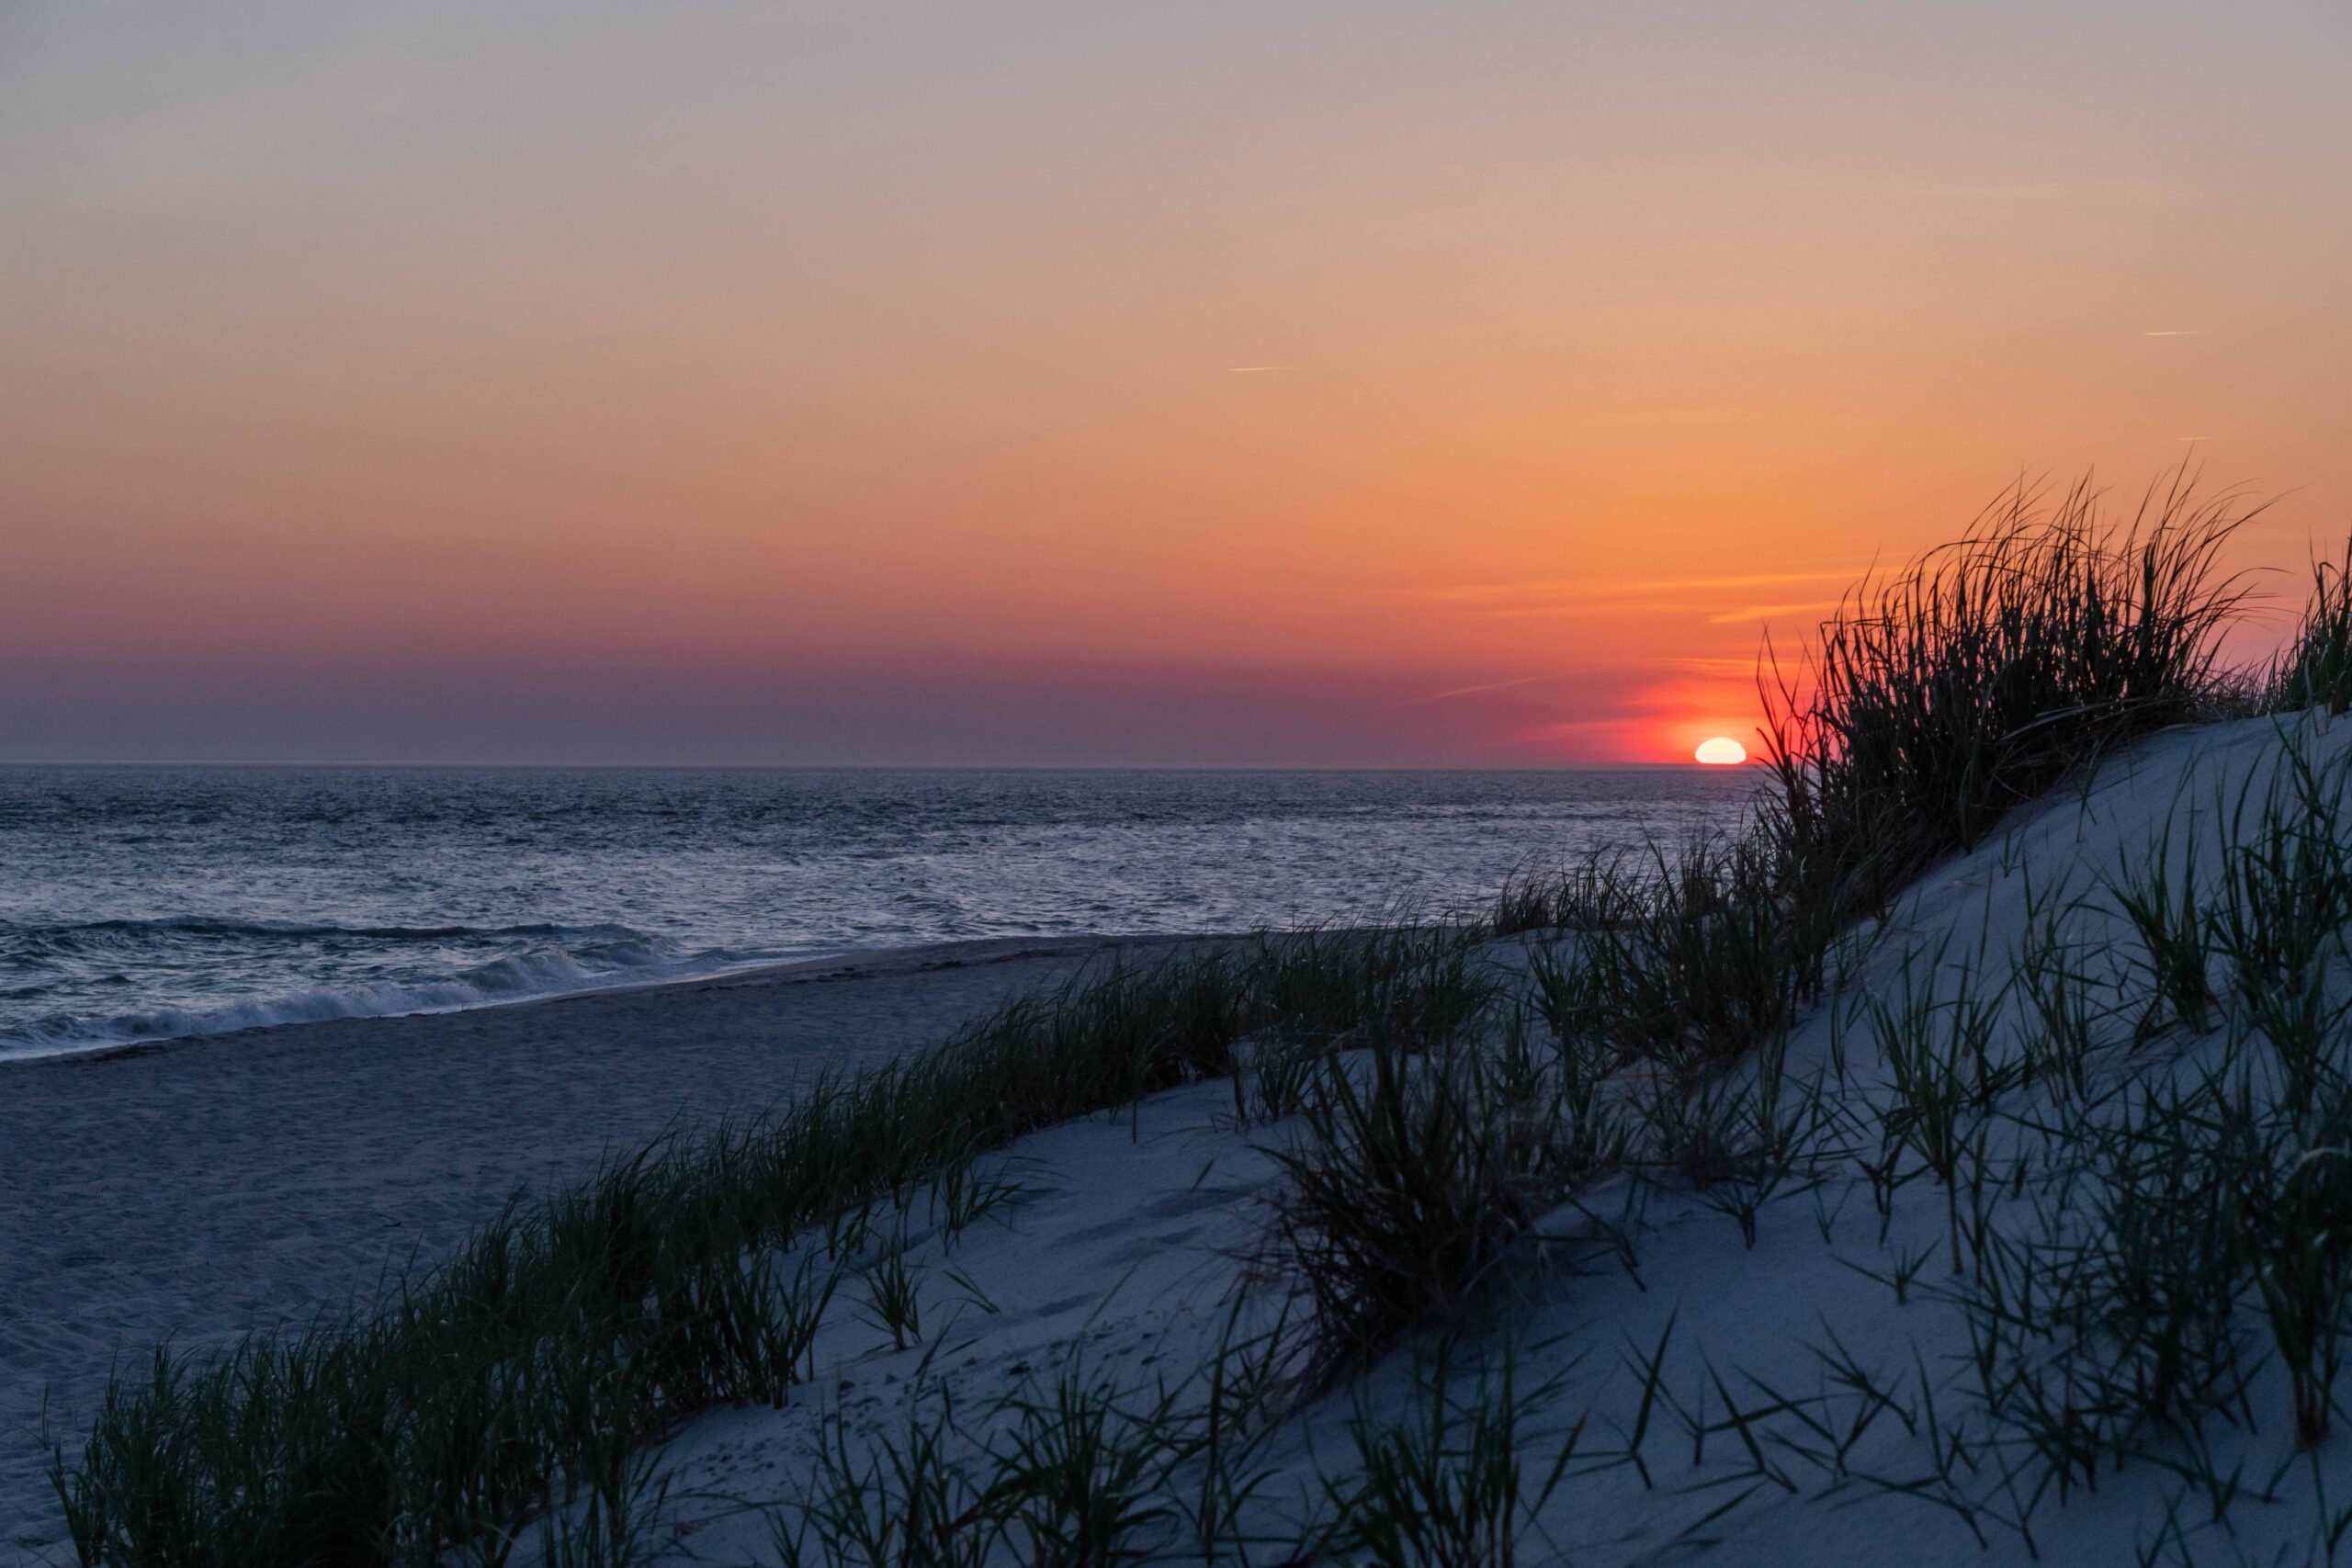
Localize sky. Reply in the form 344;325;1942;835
3;1;2348;765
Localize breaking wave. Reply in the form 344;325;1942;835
0;926;784;1060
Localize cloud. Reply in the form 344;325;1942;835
1402;566;1865;612
1705;599;1844;625
1401;570;1862;606
1405;652;1767;706
1405;670;1594;704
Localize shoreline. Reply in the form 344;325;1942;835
0;928;1238;1554
0;930;1236;1071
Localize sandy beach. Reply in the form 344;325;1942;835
25;729;2352;1562
0;934;1209;1555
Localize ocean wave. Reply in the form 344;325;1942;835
6;916;645;943
0;938;776;1061
0;765;1751;1065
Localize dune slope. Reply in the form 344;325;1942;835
635;714;2352;1566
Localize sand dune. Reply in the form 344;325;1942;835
613;714;2352;1564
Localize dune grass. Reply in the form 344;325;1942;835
1499;469;2266;1086
1756;469;2256;918
1523;838;1805;1076
1808;733;2352;1543
769;1358;1205;1568
2268;539;2352;717
1266;1036;1554;1385
1317;1339;1579;1568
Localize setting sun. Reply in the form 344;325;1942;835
1695;737;1747;765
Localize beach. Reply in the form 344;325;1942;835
22;698;2352;1568
0;934;1202;1555
27;714;2352;1562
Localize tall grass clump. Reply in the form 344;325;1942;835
1267;1037;1569;1382
2211;740;2352;1010
1488;857;1630;937
1249;925;1492;1050
1758;470;2256;917
1317;1341;1579;1568
1518;470;2259;1092
2267;539;2352;716
1527;837;1805;1076
2111;819;2216;1038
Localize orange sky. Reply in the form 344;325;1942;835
4;3;2348;763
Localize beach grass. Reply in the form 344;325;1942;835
1316;1338;1579;1568
1755;468;2256;917
1266;1035;1556;1383
2268;538;2352;718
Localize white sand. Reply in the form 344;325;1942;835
0;934;1210;1559
623;715;2352;1565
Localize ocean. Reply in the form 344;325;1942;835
0;765;1752;1059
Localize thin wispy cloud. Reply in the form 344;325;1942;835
1406;671;1586;705
2143;330;2205;337
1706;599;1844;625
1405;653;1763;705
1402;565;1865;610
1226;365;1290;373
